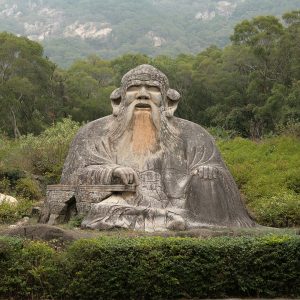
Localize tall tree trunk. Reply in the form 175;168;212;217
10;107;21;139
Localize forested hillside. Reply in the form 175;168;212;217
0;0;300;66
1;11;299;138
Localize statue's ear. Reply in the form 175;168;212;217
165;89;181;118
110;88;122;116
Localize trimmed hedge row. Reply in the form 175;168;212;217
0;235;299;299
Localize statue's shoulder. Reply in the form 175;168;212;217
172;117;215;142
75;115;114;138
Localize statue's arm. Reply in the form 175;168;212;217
182;124;254;226
78;164;120;185
77;138;139;185
81;165;139;185
60;123;117;184
187;135;242;201
186;131;227;181
61;124;138;185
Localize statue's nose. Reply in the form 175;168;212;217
136;87;150;100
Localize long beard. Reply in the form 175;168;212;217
108;101;182;158
131;109;159;155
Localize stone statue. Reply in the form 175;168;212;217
41;64;255;231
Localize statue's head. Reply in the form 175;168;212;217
110;64;180;118
108;65;182;153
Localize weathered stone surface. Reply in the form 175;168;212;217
0;193;18;205
41;64;256;231
2;224;77;241
39;185;76;224
8;217;30;229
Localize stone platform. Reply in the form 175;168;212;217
40;184;136;225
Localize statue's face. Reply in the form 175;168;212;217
124;84;162;110
122;83;162;155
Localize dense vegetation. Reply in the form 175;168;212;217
0;235;299;299
219;135;300;227
1;11;300;138
1;0;300;66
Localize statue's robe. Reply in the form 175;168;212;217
61;115;255;231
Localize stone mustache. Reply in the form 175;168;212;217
41;64;255;231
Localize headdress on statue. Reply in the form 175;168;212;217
110;64;180;117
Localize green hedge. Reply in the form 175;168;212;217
0;235;299;299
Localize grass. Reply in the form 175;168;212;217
218;135;300;226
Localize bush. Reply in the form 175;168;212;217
252;193;300;227
276;119;300;138
0;118;80;185
218;136;300;227
67;214;85;228
0;177;10;194
0;235;299;299
0;168;41;201
17;118;80;183
0;199;34;224
0;118;80;205
0;238;63;299
207;126;238;141
15;177;42;200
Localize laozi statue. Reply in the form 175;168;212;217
41;64;255;231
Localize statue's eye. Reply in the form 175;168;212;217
147;86;160;92
127;86;139;92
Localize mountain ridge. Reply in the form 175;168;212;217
1;0;300;66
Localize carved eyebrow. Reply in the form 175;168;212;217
126;84;160;91
146;84;159;88
126;85;140;90
147;85;160;91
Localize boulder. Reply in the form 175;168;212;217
2;224;80;241
0;193;18;205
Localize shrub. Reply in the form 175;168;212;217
67;214;85;228
276;119;300;138
0;177;10;194
18;118;80;183
252;192;300;227
218;135;300;227
0;238;63;299
0;199;34;224
1;118;80;184
207;126;238;140
0;235;299;299
15;177;42;200
285;168;300;194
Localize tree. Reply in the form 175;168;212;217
0;32;56;137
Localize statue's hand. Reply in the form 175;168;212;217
113;167;139;185
191;165;218;179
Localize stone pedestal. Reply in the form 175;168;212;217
41;184;136;225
